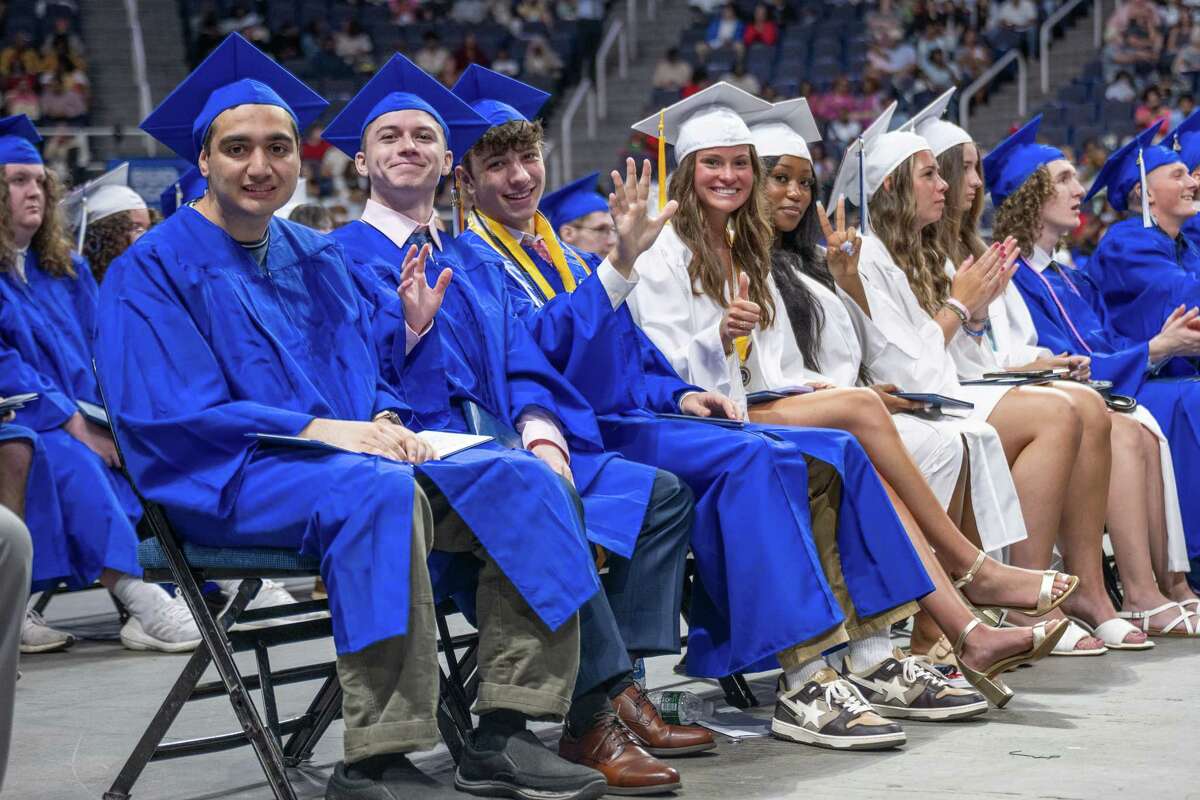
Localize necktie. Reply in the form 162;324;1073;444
407;227;432;251
526;237;554;264
1030;262;1093;355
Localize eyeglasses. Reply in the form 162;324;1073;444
576;224;617;236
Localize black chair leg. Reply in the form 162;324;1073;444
282;672;343;767
718;674;758;709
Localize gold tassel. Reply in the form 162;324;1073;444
657;108;667;212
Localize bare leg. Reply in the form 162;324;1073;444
750;387;1070;609
913;452;973;656
0;439;32;519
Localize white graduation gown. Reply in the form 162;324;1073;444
852;234;1029;551
945;256;1191;572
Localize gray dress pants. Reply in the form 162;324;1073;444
0;504;31;791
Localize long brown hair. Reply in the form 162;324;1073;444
934;142;987;266
82;211;136;283
868;154;948;315
0;168;74;277
992;165;1054;256
668;147;776;326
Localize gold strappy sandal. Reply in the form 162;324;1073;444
953;551;1079;618
953;617;1069;708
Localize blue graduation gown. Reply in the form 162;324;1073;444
0;253;141;590
1012;257;1200;555
332;221;654;558
95;210;597;654
1180;215;1200;274
1086;218;1200;343
456;228;932;676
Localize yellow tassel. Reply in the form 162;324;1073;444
454;175;465;235
657;108;667;212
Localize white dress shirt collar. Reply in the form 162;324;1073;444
361;198;443;251
1027;244;1053;273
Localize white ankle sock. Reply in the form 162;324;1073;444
783;658;828;691
847;631;894;673
112;574;172;620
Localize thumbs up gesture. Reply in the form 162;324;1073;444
719;271;762;356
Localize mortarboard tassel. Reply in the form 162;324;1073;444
856;137;870;236
657;109;667;213
76;195;87;251
452;175;464;236
1138;147;1153;229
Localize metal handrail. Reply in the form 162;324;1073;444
558;78;594;184
595;19;625;119
1040;0;1103;93
123;0;156;156
960;49;1026;133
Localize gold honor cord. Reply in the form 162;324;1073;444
467;210;591;301
657;109;668;213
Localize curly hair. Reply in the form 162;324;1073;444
668;147;776;327
461;119;545;175
934;142;987;266
868;154;949;316
992;165;1054;256
0;167;74;278
81;211;137;283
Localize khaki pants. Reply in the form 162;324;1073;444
777;458;918;670
335;478;581;762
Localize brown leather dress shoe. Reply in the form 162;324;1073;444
612;684;716;757
559;711;681;796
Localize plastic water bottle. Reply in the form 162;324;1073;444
646;690;713;725
631;657;646;689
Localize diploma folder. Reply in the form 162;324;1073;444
77;399;111;429
249;430;493;461
0;393;38;415
654;412;745;428
746;386;815;405
890;392;975;410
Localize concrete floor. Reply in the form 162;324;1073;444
7;587;1199;800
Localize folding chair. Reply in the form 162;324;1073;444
680;558;759;710
94;369;476;800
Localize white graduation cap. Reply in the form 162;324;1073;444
60;162;147;250
897;87;972;157
829;101;929;234
273;177;309;220
744;98;822;162
631;82;772;163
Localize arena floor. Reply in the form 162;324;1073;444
8;586;1195;800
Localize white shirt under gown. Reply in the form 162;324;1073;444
626;224;1027;552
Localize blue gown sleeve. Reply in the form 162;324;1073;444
0;345;77;430
1091;225;1200;343
95;246;319;518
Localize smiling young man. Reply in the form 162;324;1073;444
0;114;202;655
97;36;608;800
1084;118;1200;345
324;55;704;797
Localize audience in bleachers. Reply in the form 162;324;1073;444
0;6;89;125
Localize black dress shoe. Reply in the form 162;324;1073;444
454;730;607;800
325;754;455;799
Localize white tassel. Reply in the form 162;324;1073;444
1138;148;1153;229
76;195;87;251
857;137;870;236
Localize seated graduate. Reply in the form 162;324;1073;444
917;100;1200;642
539;172;618;257
822;103;1150;652
1084;116;1200;345
448;71;971;745
61;162;151;283
745;97;1054;658
625;83;1074;712
990;118;1200;621
0;411;32;793
323;55;699;795
0;115;202;655
158;166;206;218
96;34;609;800
1171;112;1200;268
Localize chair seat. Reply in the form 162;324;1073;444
137;538;320;577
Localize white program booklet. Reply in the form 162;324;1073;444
249;430;493;461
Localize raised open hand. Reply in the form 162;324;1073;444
398;242;452;336
608;157;678;279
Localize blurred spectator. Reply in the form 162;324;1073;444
814;77;856;122
451;0;490;24
310;35;355;78
957;28;993;82
653;48;693;92
1172;92;1196;127
1135;85;1172;130
301;125;331;171
827;107;863;149
333;19;374;71
0;33;42;78
1104;0;1163;76
524;37;564;81
415;31;451;77
39;73;85;122
3;65;39;120
991;0;1037;33
681;65;710;98
271;22;302;61
855;75;887;122
1106;69;1138;101
1174;27;1200;74
917;22;954;73
454;32;491;73
689;0;726;15
721;61;760;95
218;3;269;45
289;204;334;233
1078;137;1110;190
705;4;744;51
921;48;960;92
516;0;555;28
743;4;778;47
40;16;83;64
193;12;224;63
493;48;520;77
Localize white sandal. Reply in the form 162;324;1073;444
1068;615;1155;650
1049;621;1107;657
1118;602;1200;638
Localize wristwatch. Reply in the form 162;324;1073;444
373;410;404;426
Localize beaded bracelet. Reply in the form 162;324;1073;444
962;319;991;338
941;301;968;324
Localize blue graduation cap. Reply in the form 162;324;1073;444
139;32;328;164
322;53;491;161
450;64;550;129
540;172;609;230
0;115;41;165
1084;120;1179;226
159;167;207;217
981;115;1064;209
1164;108;1200;172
